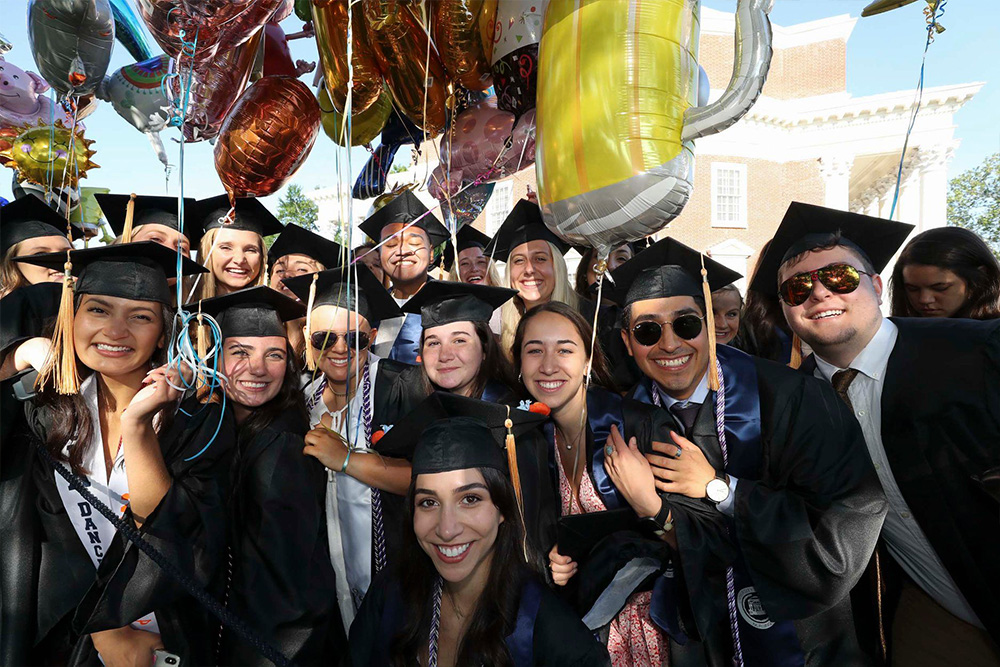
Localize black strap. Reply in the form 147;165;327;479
34;443;293;667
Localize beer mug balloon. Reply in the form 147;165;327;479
536;0;774;256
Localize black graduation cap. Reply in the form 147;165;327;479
15;241;206;305
441;223;493;271
196;195;284;238
184;286;305;339
359;189;450;247
748;202;915;295
485;199;571;261
1;195;82;255
609;237;742;308
268;223;346;269
94;193;202;245
401;280;517;329
376;391;547;471
281;263;401;325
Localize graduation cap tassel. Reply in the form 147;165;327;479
304;273;319;371
504;406;530;562
789;334;803;369
701;256;720;392
195;309;210;401
37;250;80;394
121;193;138;243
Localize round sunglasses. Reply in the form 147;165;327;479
630;314;705;346
778;263;871;307
309;330;371;351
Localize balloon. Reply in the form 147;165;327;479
0;32;11;55
263;22;297;77
28;0;116;98
0;120;98;189
293;0;311;22
536;0;773;255
110;0;155;61
214;76;321;199
429;99;535;200
319;86;391;148
433;0;496;92
0;56;77;130
490;0;543;118
365;0;450;136
271;0;295;23
312;0;383;114
179;28;264;142
352;143;400;200
97;55;172;166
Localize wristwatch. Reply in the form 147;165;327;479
705;474;731;504
641;497;673;536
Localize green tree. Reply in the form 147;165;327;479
948;152;1000;255
277;184;320;231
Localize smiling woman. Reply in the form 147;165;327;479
0;195;78;298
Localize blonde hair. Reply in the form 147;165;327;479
0;243;31;298
194;227;268;301
447;253;503;287
499;241;580;356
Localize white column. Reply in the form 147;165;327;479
897;165;922;227
818;156;855;210
918;146;954;231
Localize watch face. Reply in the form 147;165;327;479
706;478;730;503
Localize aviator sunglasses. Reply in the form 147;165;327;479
778;263;871;307
309;330;371;350
631;314;705;346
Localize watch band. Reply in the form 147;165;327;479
646;496;673;534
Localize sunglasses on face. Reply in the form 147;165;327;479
778;263;871;307
309;330;371;351
631;314;705;346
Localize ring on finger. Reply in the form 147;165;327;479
605;444;614;457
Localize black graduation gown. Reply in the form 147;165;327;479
347;570;611;667
579;299;641;391
22;392;235;665
219;409;345;666
627;351;887;666
800;317;1000;661
0;283;61;369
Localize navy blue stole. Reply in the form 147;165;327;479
638;345;806;666
388;312;422;365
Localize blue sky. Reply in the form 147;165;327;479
2;0;996;213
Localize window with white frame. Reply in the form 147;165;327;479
711;163;748;228
485;180;514;236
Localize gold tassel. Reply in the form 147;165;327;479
700;256;720;392
195;309;210;401
504;406;529;561
37;251;79;394
121;193;137;243
789;334;803;369
304;273;319;370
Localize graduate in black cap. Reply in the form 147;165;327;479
190;286;344;665
446;223;502;286
1;195;81;297
282;264;420;635
360;189;450;364
348;394;610;667
267;222;345;358
756;202;1000;665
95;193;201;257
5;242;236;665
608;235;886;666
193;195;284;301
486;199;580;354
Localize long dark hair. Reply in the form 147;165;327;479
234;341;309;443
574;246;597;301
420;321;519;399
739;240;794;362
35;296;173;476
390;467;532;667
511;300;617;392
890;227;1000;319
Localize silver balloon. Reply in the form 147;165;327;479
28;0;116;98
97;55;172;167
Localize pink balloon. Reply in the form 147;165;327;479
0;56;76;130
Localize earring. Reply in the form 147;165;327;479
517;372;522;384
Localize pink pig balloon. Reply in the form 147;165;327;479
0;56;76;130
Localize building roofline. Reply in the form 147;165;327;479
701;7;857;47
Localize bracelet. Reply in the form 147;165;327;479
340;448;353;473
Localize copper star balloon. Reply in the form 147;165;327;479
0;119;98;189
214;75;320;199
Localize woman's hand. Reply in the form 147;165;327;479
602;424;661;518
13;336;52;373
91;626;163;667
123;364;189;426
303;427;350;472
549;544;578;586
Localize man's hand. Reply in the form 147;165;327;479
644;431;717;499
91;626;163;667
602;424;661;518
549;544;577;586
303;427;350;472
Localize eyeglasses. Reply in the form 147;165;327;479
630;314;705;346
309;330;371;350
778;263;871;307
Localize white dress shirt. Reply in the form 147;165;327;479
814;318;982;627
304;355;382;631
